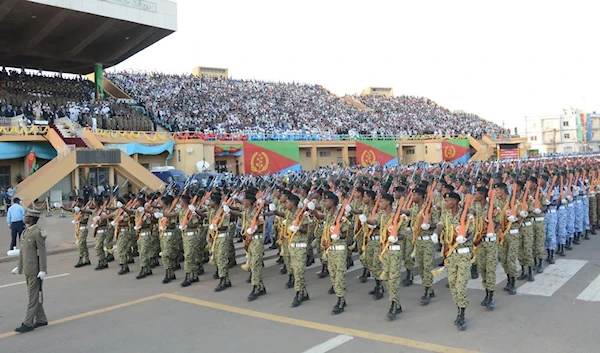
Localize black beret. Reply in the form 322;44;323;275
395;186;405;193
210;194;222;203
442;184;454;191
414;188;427;196
288;194;300;204
476;187;489;195
382;193;395;203
181;195;191;203
324;192;338;204
244;193;256;202
364;190;376;200
445;192;461;201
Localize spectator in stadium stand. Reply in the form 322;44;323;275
107;71;508;140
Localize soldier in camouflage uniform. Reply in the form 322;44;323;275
531;177;547;274
179;195;200;287
60;198;92;268
435;192;470;331
156;195;179;283
494;183;522;295
210;193;233;292
133;196;154;279
285;194;311;307
515;181;536;282
362;190;385;299
109;197;133;275
91;198;109;270
314;192;348;315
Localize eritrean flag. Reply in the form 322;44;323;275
243;141;301;175
355;141;397;167
442;138;471;163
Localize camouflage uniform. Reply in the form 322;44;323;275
439;209;471;309
180;207;200;281
135;208;154;271
352;200;366;256
518;196;534;268
379;211;401;305
496;198;520;279
160;213;179;279
364;215;384;280
280;209;293;276
75;211;90;263
471;201;497;291
532;191;547;264
590;190;597;230
115;211;132;268
93;209;109;267
413;203;439;289
288;211;311;296
214;211;232;281
244;208;266;292
325;206;348;302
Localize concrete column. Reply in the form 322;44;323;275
94;63;104;101
311;144;318;170
108;167;115;188
342;144;349;167
133;153;139;162
83;167;90;185
73;168;80;190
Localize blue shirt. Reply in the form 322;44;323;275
7;203;25;224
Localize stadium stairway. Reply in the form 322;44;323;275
86;73;132;100
342;95;369;111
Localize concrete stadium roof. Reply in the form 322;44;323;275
0;0;174;74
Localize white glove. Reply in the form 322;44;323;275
519;211;528;218
545;199;551;205
574;186;580;193
110;221;117;226
330;226;335;233
117;201;123;208
345;205;352;213
508;215;517;223
223;205;230;214
561;199;567;204
303;211;310;217
209;224;218;231
456;236;466;244
54;202;62;209
289;225;300;232
388;235;398;243
359;214;367;224
246;227;256;235
175;204;182;211
307;202;315;211
11;266;18;275
505;209;512;217
154;212;163;219
188;204;196;212
341;216;347;223
402;214;410;221
134;225;140;230
258;215;264;222
205;199;211;205
282;219;287;225
137;207;145;213
73;206;80;213
431;233;439;244
388;226;394;233
567;196;573;202
468;214;474;221
421;223;431;230
269;203;276;211
7;248;20;257
71;220;77;224
93;215;101;221
119;216;124;221
37;271;46;280
178;225;186;230
298;201;304;209
330;233;339;240
533;208;542;214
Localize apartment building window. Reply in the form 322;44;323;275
425;146;428;154
319;151;331;157
564;133;570;139
305;151;311;158
563;121;569;127
349;157;356;166
0;166;10;190
406;149;415;155
530;136;537;141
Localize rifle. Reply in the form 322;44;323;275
472;179;496;263
498;184;517;245
242;200;266;254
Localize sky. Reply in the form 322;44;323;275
111;0;600;134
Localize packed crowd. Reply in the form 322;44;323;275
107;71;508;140
0;70;153;131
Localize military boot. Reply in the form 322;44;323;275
276;256;284;264
372;280;384;300
508;277;517;295
517;266;528;280
548;250;556;264
573;233;581;245
454;306;461;325
280;264;287;275
247;286;259;301
457;308;467;331
181;273;192;287
559;244;566;256
481;289;489;307
359;268;369;283
401;271;413;286
136;267;148;280
74;258;85;268
118;264;129;275
566;239;573;250
503;275;511;291
591;226;597;235
420;287;433;306
191;273;199;283
246;272;252;283
106;253;115;262
471;264;479;279
291;291;302;308
127;257;135;264
213;270;219;280
328;285;335;295
318;264;329;278
487;291;495;310
585;230;590;240
169;269;177;280
162;270;171;284
331;297;346;315
214;278;227;292
386;301;402;320
95;262;108;271
285;274;294;289
528;266;535;282
197;266;204;276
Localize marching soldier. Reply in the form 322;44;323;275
155;195;179;283
471;186;496;310
179;195;200;287
58;198;92;268
133;196;154;279
90;198;109;270
516;181;536;282
530;177;547;274
285;194;311;307
210;193;233;292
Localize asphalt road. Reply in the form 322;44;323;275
1;217;600;353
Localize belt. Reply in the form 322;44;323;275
523;222;532;227
140;231;150;236
330;245;346;250
252;235;263;239
371;235;380;241
79;226;87;230
217;233;227;238
418;235;431;241
568;204;574;208
483;236;496;242
119;227;129;232
453;247;470;254
509;229;519;235
291;243;307;248
549;209;557;213
163;231;173;236
535;217;545;222
185;231;196;236
405;227;412;231
97;229;105;234
388;245;401;251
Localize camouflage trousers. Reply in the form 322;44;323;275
316;232;327;265
363;236;383;279
116;227;132;265
306;226;315;261
354;229;365;256
500;232;520;278
382;246;402;305
160;229;178;271
290;237;309;294
477;240;498;291
195;228;207;271
248;235;265;290
76;227;89;260
182;229;199;274
281;235;291;271
215;234;230;278
401;230;414;278
532;217;546;259
105;225;115;256
228;226;236;264
590;196;597;227
327;244;347;297
519;222;534;267
415;239;434;287
94;227;108;264
137;229;153;268
446;249;471;308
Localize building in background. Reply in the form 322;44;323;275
526;109;588;155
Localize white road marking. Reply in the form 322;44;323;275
576;274;600;301
467;264;507;290
518;259;587;297
302;335;354;353
0;273;71;289
414;267;447;285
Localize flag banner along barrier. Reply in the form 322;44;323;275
355;141;397;167
442;138;471;163
243;141;301;175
